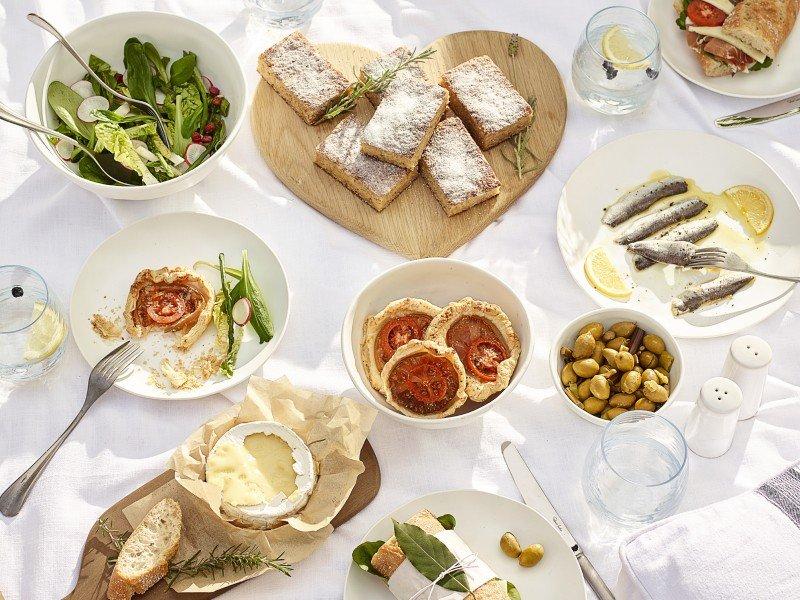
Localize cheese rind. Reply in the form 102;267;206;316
688;26;767;62
206;421;316;529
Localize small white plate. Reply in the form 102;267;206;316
70;212;289;400
341;258;533;430
648;0;800;98
344;489;586;600
557;130;800;338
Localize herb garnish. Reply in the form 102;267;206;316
166;545;292;585
96;518;131;565
352;539;387;577
508;33;520;57
321;47;437;121
750;56;773;71
500;95;541;179
217;253;241;377
393;520;470;593
675;0;691;29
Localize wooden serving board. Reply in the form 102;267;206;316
65;440;380;600
252;30;567;259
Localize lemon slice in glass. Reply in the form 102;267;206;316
24;301;67;362
601;25;650;70
584;248;632;300
724;185;774;235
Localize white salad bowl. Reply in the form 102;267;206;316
342;258;533;430
549;307;684;427
25;11;246;200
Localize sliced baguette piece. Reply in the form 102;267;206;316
722;0;799;59
698;51;737;76
107;498;182;600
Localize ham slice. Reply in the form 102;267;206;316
703;37;752;69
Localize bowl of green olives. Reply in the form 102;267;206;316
549;308;684;426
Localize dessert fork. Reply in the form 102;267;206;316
0;341;143;517
687;247;800;283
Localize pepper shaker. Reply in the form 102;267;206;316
684;377;743;458
721;335;772;421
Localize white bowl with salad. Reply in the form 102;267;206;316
25;11;246;200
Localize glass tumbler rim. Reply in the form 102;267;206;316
600;410;688;488
0;264;51;335
584;5;661;66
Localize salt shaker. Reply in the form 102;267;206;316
721;335;772;421
684;377;743;458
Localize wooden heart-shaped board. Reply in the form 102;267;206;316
64;440;380;599
252;30;567;259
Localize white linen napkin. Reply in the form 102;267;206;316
616;461;800;600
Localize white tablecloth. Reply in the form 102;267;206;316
1;1;799;599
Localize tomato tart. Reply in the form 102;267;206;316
124;267;214;351
380;340;468;418
425;297;520;402
361;298;442;393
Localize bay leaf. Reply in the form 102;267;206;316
393;520;469;593
507;580;522;600
437;514;456;530
351;539;386;578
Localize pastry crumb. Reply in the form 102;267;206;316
90;313;122;340
157;349;224;390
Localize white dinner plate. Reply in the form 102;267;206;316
344;489;586;600
556;130;800;338
70;212;289;400
648;0;800;98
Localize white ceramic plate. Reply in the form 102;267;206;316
648;0;800;98
344;489;586;600
341;258;533;430
25;11;246;200
557;130;800;338
70;212;289;400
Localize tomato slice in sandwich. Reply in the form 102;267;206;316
686;0;726;27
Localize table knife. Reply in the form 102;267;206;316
501;441;615;600
716;94;800;127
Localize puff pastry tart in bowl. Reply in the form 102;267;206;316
360;297;441;393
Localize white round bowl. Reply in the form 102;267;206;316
342;258;533;430
24;11;246;200
549;307;684;426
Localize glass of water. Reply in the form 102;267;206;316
572;6;661;115
582;411;687;526
0;266;68;382
245;0;323;28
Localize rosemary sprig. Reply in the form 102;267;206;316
320;47;436;121
165;545;293;586
500;95;541;179
97;518;130;565
508;33;520;57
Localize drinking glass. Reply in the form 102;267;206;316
245;0;323;28
582;411;687;525
572;6;661;115
0;266;68;381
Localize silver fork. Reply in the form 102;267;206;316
687;246;800;283
0;341;143;517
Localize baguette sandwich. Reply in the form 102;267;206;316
674;0;798;76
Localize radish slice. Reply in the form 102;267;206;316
169;152;185;166
113;102;130;117
201;75;213;92
70;80;94;99
232;298;252;326
131;140;158;162
176;161;189;175
155;89;166;104
55;139;74;160
184;143;205;165
77;95;109;122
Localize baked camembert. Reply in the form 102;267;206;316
124;267;214;351
206;421;316;529
426;297;520;402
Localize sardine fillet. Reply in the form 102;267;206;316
616;198;708;245
627;240;697;266
634;218;719;270
602;176;689;227
671;274;755;316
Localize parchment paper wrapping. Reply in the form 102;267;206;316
122;376;377;593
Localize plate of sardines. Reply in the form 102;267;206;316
556;129;800;338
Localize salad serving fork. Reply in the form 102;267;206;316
0;341;143;517
687;247;800;283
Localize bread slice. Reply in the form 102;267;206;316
314;115;417;211
723;0;799;58
698;51;737;76
440;56;532;150
258;31;351;125
360;47;427;107
361;77;449;169
107;498;182;600
421;117;500;216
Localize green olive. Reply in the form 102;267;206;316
589;375;611;400
659;351;674;372
579;322;604;340
560;346;573;360
615;351;635;372
565;386;583;407
606;336;627;351
611;321;637;337
602;347;619;365
573;359;600;378
656;370;669;385
583;397;608;415
603;407;628;420
609;393;636;408
642;380;669;403
639;350;658;369
518;544;544;567
577;379;592;400
643;333;666;354
602;330;616;342
599;365;618;379
641;368;659;383
572;332;596;359
592;340;606;365
561;363;578;386
620;370;642;394
500;532;522;558
635;398;656;411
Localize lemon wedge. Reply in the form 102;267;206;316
601;25;650;70
724;185;774;236
584;248;631;300
23;301;67;362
